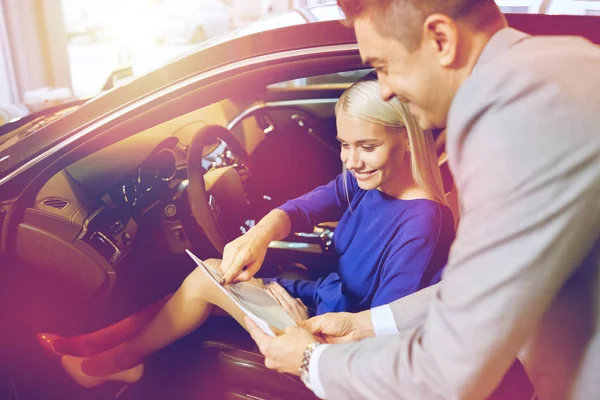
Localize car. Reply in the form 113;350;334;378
0;6;599;400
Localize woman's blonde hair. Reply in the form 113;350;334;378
335;75;449;208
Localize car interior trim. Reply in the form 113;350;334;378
267;240;322;254
77;205;106;241
89;231;121;264
227;98;338;131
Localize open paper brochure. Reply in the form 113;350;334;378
185;249;297;337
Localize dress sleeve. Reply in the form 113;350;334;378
277;172;358;232
371;208;444;308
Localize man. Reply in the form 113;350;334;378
238;0;600;398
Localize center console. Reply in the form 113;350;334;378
79;206;137;266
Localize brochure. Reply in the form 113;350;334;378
185;249;297;336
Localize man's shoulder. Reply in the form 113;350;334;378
448;34;600;139
445;33;600;199
455;34;600;108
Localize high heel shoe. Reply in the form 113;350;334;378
60;355;144;388
36;333;65;357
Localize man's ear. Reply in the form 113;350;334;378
422;14;459;67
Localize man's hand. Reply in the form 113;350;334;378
265;282;310;323
300;310;374;343
245;317;320;375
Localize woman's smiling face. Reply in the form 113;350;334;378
336;110;409;193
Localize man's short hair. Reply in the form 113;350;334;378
337;0;502;51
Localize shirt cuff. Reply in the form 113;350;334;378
308;343;330;399
371;304;399;336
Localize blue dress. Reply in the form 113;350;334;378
267;173;455;316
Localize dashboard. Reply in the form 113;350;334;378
26;120;246;298
21;99;339;302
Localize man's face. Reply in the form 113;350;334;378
354;16;453;130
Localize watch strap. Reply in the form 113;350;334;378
299;341;321;388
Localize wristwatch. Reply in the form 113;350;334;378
299;341;321;389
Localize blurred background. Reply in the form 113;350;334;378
1;0;599;125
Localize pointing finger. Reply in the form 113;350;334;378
221;257;246;285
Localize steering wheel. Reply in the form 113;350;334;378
187;125;252;254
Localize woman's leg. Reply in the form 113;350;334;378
55;294;173;356
80;259;261;376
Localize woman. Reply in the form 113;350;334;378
37;76;455;387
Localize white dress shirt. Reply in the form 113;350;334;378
308;284;439;398
308;305;398;398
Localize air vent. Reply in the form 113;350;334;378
41;197;69;210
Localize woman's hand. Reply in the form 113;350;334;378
219;226;272;285
220;209;291;285
265;282;310;323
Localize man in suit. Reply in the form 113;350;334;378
242;0;600;398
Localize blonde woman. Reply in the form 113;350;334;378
38;76;455;387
